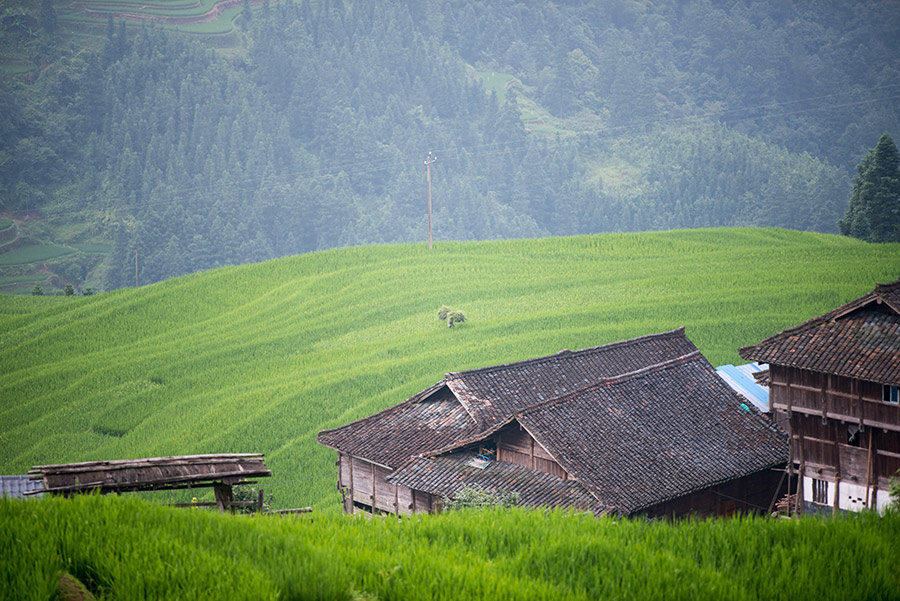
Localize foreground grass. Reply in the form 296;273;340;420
2;494;898;601
0;229;898;510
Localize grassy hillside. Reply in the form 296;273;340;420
1;229;898;510
3;494;899;601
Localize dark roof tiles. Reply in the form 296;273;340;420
740;279;900;385
387;452;601;513
446;328;698;428
517;353;787;514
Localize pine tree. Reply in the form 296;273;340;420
840;133;900;242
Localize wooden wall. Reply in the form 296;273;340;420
338;453;432;515
791;412;900;495
769;366;900;430
496;424;569;479
640;468;786;519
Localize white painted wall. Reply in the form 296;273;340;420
803;476;893;513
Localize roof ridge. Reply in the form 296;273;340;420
739;280;900;360
423;349;705;458
520;350;705;415
444;327;687;380
317;380;449;444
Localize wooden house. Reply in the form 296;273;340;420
740;279;900;514
318;328;787;518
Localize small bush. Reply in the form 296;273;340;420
443;486;520;510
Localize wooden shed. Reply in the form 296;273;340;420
27;453;271;512
319;329;788;518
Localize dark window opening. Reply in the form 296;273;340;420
812;479;828;505
883;385;899;404
847;424;860;447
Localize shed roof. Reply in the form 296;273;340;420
317;328;697;469
514;352;787;514
387;452;600;513
739;279;900;385
27;453;271;495
445;328;698;428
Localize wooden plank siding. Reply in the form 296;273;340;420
496;424;569;480
338;453;423;515
641;468;784;519
769;366;900;431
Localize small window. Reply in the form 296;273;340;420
884;385;899;404
847;424;860;447
812;479;828;505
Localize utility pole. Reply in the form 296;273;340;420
135;250;139;287
424;151;437;249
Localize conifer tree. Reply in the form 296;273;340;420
840;133;900;242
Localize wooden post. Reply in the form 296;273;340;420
529;436;535;470
348;454;354;514
370;461;376;514
424;152;437;250
796;431;805;513
833;474;840;516
856;379;865;431
394;484;399;517
864;428;874;508
258;488;264;513
213;483;233;513
785;368;793;415
787;429;794;516
820;375;828;422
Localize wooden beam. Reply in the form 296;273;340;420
213;483;233;513
370;461;376;515
348;454;354;514
864;428;873;508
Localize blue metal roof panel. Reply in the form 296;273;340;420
716;364;769;412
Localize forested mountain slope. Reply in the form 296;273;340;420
1;229;898;509
0;1;898;290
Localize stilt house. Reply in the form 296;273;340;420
740;279;900;514
318;328;787;518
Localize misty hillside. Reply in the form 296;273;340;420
2;229;898;509
0;0;898;291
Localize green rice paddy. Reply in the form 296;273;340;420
0;229;898;511
1;493;898;600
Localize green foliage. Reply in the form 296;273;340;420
443;486;520;510
31;285;43;296
0;230;898;510
231;485;273;514
437;305;451;321
64;283;74;296
3;3;900;289
448;310;467;327
0;245;75;266
438;305;467;327
2;494;899;601
840;133;900;243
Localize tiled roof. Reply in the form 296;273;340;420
28;454;271;495
317;384;481;468
317;329;695;468
516;352;787;515
739;279;900;385
386;452;601;513
446;328;698;428
0;475;43;499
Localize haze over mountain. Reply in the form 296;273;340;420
1;0;898;291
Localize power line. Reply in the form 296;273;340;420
2;85;898;222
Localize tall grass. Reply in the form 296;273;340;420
2;494;898;600
1;229;898;509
